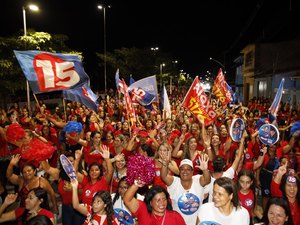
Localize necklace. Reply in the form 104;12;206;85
153;212;166;225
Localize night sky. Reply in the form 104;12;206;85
1;0;300;82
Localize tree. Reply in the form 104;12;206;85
0;31;81;108
96;47;175;88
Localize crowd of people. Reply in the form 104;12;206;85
0;88;299;225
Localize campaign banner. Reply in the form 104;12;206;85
122;79;136;128
212;69;232;105
128;75;158;101
60;154;77;180
269;78;285;117
181;76;216;126
230;118;245;142
130;87;156;106
258;124;279;145
14;50;89;94
63;83;99;112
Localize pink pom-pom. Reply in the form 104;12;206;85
126;154;155;185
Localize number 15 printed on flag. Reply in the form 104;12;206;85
14;50;89;94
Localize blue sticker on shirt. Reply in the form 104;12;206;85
178;192;200;215
244;198;254;209
199;221;221;225
114;208;134;225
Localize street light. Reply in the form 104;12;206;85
22;4;39;115
151;47;159;56
97;4;111;94
22;4;39;36
209;57;226;72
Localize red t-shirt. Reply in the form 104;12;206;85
58;179;83;205
14;208;53;225
81;175;109;205
271;180;300;225
83;205;119;225
238;190;255;217
133;200;186;225
83;144;104;167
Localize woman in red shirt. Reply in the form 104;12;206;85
123;179;186;225
0;187;54;225
77;146;114;205
271;162;300;225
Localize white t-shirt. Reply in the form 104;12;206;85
204;167;235;203
197;202;249;225
167;175;205;225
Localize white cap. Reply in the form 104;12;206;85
179;159;193;169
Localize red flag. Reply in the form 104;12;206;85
121;79;136;128
212;69;232;105
182;76;216;126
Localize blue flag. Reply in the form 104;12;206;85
63;83;99;112
128;75;158;101
269;78;285;117
129;75;135;85
130;87;156;106
14;50;89;94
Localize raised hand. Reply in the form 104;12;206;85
196;153;209;171
10;154;21;166
75;147;83;160
100;144;110;159
277;161;287;176
134;178;146;188
114;153;125;162
3;193;18;206
70;178;79;189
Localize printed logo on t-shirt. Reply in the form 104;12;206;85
178;192;200;215
114;208;134;225
199;221;221;225
85;189;91;197
244;198;254;209
245;153;250;160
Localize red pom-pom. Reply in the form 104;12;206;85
21;138;55;164
126;155;155;185
6;123;25;143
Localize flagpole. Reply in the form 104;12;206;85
63;98;67;122
26;81;31;115
170;76;172;95
32;93;41;109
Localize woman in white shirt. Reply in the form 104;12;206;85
196;177;250;225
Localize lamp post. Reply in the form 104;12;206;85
160;63;165;90
97;4;111;94
22;4;39;115
170;60;178;94
209;57;226;73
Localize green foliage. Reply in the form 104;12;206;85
96;47;176;82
